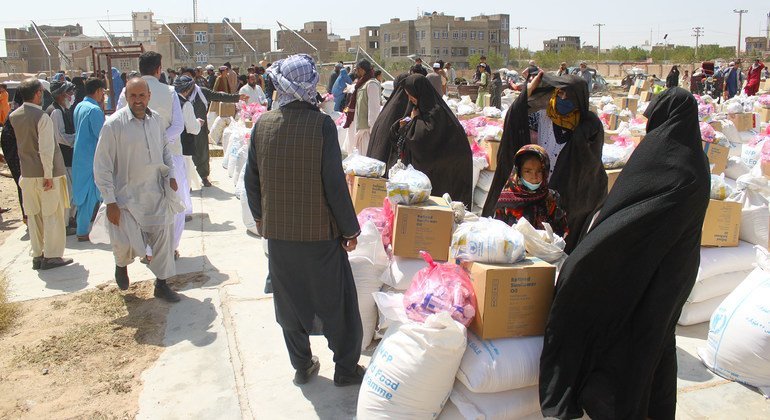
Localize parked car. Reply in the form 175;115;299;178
567;67;608;93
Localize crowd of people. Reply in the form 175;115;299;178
0;48;765;417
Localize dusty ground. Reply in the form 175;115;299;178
0;280;169;419
0;165;24;246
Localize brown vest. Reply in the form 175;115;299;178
253;102;339;241
9;103;67;178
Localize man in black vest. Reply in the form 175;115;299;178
244;54;365;387
47;80;78;234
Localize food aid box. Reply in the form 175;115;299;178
392;196;454;261
703;141;729;175
466;259;556;339
709;120;723;132
757;107;770;124
640;91;655;102
629;85;642;96
347;175;387;214
615;97;639;114
208;100;221;114
635;78;652;91
482;139;501;171
606;169;622;192
219;102;237;118
701;199;741;247
605;114;619;131
727;113;755;132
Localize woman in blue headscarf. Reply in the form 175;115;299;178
331;67;352;112
110;67;124;111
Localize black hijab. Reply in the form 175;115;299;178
367;73;409;170
394;74;473;207
482;74;606;253
539;88;710;419
666;65;680;88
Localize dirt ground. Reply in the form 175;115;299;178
0;164;24;246
0;281;169;419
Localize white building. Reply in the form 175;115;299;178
132;11;161;50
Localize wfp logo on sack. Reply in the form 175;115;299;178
468;240;484;257
710;309;728;335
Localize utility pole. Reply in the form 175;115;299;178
594;23;604;60
692;27;703;60
514;26;526;60
193;0;198;22
734;9;748;57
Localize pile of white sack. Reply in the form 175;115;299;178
698;246;770;397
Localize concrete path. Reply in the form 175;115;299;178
1;157;766;419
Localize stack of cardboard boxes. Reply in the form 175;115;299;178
348;176;388;215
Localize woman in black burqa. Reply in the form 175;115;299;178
388;74;473;207
666;65;680;88
366;73;409;171
482;72;606;253
539;87;710;420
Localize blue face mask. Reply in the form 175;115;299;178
556;96;576;115
521;179;542;191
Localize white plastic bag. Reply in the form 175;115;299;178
602;142;635;169
514;218;567;264
730;173;770;247
386;163;432;205
678;295;728;326
476;170;495;192
356;313;467;419
240;190;258;235
698;247;770;396
457;332;543;393
209;116;230;145
372;291;410;338
349;221;390;269
342;151;387;177
451;218;525;264
710;174;732;200
471;157;488;193
450;382;541;420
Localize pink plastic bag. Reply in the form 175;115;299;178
470;141;488;160
403;251;478;327
700;122;716;143
356;198;395;249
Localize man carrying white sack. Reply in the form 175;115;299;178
94;77;184;302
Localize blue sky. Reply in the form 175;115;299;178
1;1;768;56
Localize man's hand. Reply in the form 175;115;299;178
196;118;205;126
106;203;120;226
527;70;545;96
342;237;357;252
170;178;178;192
410;106;420;119
239;94;249;102
255;220;263;236
42;178;53;191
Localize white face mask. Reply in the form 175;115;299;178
65;97;74;108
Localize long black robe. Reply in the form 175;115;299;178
366;73;409;171
482;74;606;253
392;74;473;207
539;88;710;419
666;67;680;88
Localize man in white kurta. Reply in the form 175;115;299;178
344;60;381;156
239;73;267;105
94;78;183;302
171;76;202;252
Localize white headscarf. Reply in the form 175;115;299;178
267;54;319;108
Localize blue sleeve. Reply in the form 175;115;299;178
89;107;104;140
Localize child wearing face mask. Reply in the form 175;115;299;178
493;144;568;237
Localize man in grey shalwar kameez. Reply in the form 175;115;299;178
244;54;365;386
94;77;183;302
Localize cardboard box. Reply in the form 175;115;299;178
347;176;387;214
208;100;221;114
757;107;770;124
727;113;755;132
640;90;655;102
219;102;237;118
709;120;723;132
392;196;454;261
482;139;501;171
629;85;641;96
245;120;254;129
703;141;729;175
615;97;639;114
606;169;622;192
467;259;556;339
605;114;619;131
701;199;741;247
761;79;770;92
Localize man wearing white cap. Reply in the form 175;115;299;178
206;64;217;89
427;62;445;95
